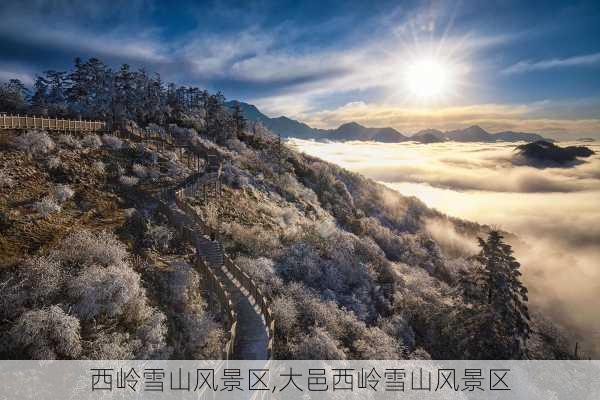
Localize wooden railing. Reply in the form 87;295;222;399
160;199;238;360
223;255;276;356
192;246;237;359
174;186;276;359
0;114;106;132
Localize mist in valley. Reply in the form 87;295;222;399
293;139;600;355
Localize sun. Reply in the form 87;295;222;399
404;58;453;100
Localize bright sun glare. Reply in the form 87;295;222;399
404;58;453;100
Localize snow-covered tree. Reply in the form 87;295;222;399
455;231;530;359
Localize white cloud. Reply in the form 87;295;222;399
503;52;600;74
0;68;34;86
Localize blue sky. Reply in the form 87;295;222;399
1;0;599;137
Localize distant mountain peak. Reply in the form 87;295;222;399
338;121;364;129
228;100;553;144
465;125;487;133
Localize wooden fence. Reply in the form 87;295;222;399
223;255;276;356
160;198;238;360
0;114;106;132
193;245;237;359
174;187;276;359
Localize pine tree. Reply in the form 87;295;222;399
44;70;69;117
0;79;29;113
231;102;246;137
30;76;50;115
457;230;530;359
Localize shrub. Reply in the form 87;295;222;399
0;169;15;188
169;124;197;141
47;156;62;170
380;314;416;351
353;327;403;359
119;175;139;187
236;256;283;297
146;123;166;137
101;134;123;150
52;184;74;203
223;222;280;257
68;264;147;323
200;203;219;233
85;331;136;360
92;160;105;175
9;306;82;359
294;327;346;360
13;130;55;155
135;309;171;359
51;229;128;268
278;172;319;204
147;167;161;180
272;295;298;337
156;263;224;359
116;164;126;176
80;134;102;149
164;150;179;162
57;134;81;149
167;161;183;177
132;163;148;178
34;196;61;217
145;223;173;250
18;256;64;306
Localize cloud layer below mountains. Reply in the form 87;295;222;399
294;139;600;355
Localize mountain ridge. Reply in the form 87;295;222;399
227;100;553;143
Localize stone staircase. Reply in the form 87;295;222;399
197;235;224;267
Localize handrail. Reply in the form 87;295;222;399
174;186;276;358
192;252;237;360
160;199;237;360
0;114;106;132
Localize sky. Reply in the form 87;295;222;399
1;0;600;138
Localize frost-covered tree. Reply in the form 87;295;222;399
119;175;139;187
44;70;69;117
456;231;530;359
0;79;28;113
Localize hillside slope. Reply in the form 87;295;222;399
0;122;573;360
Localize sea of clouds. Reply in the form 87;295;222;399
292;139;600;355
